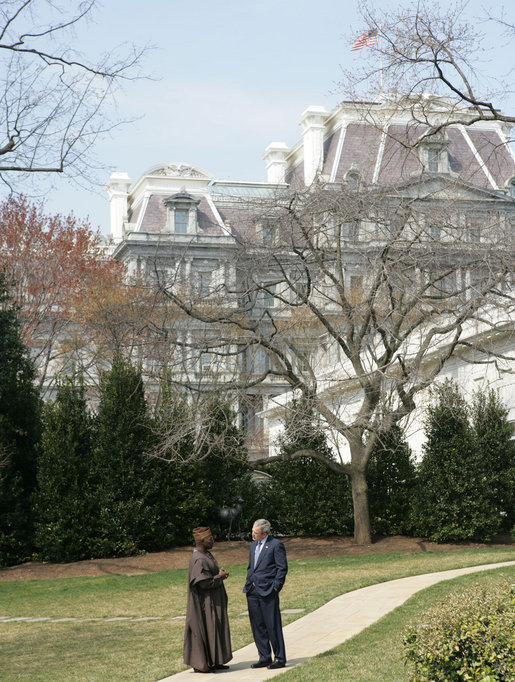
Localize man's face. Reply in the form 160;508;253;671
201;533;214;550
252;525;266;541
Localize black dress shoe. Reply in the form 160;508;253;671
213;664;230;670
250;659;272;668
268;660;286;669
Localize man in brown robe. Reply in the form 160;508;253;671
183;526;232;673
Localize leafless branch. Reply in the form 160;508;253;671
0;0;148;185
339;1;515;133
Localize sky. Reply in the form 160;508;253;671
7;0;515;234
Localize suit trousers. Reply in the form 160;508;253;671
246;590;286;663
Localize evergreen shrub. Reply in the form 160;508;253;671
262;399;353;536
403;578;514;681
198;396;252;527
146;388;211;550
90;355;156;557
471;389;515;534
262;456;353;536
367;426;417;536
151;389;253;546
0;273;41;566
414;380;503;542
34;372;96;562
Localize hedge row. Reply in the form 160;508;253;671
403;578;514;681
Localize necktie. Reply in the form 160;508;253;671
254;541;262;566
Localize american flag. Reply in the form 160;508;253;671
350;29;378;51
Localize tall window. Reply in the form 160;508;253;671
198;271;211;298
164;192;199;233
292;276;308;301
469;227;480;243
174;209;188;233
262;284;276;308
428;149;440;172
261;221;276;245
199;352;212;372
342;221;359;242
430;225;441;241
350;275;363;300
467;216;482;243
243;347;270;375
296;350;310;374
255;347;271;373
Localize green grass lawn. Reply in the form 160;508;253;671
277;568;514;681
0;547;513;681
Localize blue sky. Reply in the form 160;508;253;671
9;0;515;234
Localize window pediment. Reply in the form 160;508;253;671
164;192;200;210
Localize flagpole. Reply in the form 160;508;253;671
378;25;383;93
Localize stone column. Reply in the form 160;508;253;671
263;142;290;183
300;106;329;185
106;172;132;243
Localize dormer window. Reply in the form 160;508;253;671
506;176;515;198
345;168;361;189
174;208;188;233
164;191;200;234
427;149;440;172
419;129;450;174
257;218;277;245
262;223;275;244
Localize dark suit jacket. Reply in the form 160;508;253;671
243;536;288;597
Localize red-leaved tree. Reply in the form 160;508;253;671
0;195;124;394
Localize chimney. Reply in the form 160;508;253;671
300;106;329;185
106;172;132;242
263;142;290;183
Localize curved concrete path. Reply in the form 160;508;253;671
158;560;515;681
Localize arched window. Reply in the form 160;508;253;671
345;168;361;189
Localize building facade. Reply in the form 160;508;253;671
107;94;515;458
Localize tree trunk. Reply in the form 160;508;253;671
350;467;372;545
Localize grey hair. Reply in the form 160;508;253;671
253;518;271;534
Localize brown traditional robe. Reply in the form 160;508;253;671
183;548;232;672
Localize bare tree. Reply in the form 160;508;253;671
118;1;515;545
0;0;145;188
342;0;514;135
152;173;513;545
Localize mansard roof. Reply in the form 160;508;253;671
108;95;515;245
284;96;515;192
130;194;227;236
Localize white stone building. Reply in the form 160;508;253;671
107;95;515;459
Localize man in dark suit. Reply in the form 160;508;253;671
243;518;288;670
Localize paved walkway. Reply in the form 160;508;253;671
158;560;515;681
